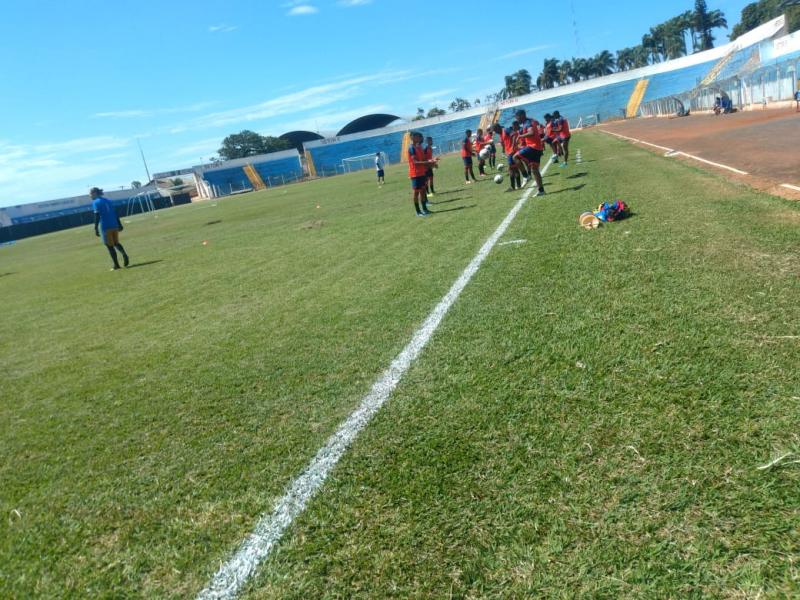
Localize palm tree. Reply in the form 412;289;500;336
694;0;727;50
662;17;688;59
572;57;591;81
593;50;616;76
537;58;560;89
616;48;633;71
559;60;573;85
642;33;658;64
632;45;650;68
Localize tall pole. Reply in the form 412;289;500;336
136;138;152;183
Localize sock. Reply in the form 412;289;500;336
422;198;428;212
106;246;120;268
414;199;421;214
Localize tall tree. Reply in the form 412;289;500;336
427;107;446;118
537;58;561;89
449;98;472;112
731;0;800;39
218;130;291;160
559;60;573;84
412;108;425;121
592;50;616;76
694;0;727;50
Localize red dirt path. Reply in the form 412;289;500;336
600;110;800;200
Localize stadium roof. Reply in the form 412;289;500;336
279;130;324;153
336;114;402;136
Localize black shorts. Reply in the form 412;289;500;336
376;169;384;178
411;175;428;189
517;146;543;165
462;157;473;166
426;168;434;177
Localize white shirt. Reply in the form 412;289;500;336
375;156;384;170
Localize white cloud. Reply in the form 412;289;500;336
338;0;372;6
208;24;237;33
0;139;130;205
287;5;318;15
92;102;217;120
168;70;418;133
416;89;457;103
276;103;391;135
495;45;556;61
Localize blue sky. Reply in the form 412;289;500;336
0;0;751;207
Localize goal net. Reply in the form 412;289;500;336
341;152;389;173
575;114;599;129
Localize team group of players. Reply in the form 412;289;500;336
402;109;571;217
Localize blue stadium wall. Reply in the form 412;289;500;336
304;17;785;174
200;154;304;194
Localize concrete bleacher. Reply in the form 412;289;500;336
195;149;304;196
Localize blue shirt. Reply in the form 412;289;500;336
92;197;120;231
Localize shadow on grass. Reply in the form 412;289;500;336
126;260;164;269
428;197;464;205
205;220;223;226
0;272;15;278
429;205;477;214
548;184;586;195
566;172;588;179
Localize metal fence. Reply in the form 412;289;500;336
640;54;800;117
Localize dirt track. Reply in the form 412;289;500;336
600;110;800;199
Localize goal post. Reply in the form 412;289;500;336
341;152;389;174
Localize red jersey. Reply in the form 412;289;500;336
474;136;486;153
500;128;517;154
519;119;543;150
424;145;433;160
461;137;474;158
550;117;569;138
408;144;428;177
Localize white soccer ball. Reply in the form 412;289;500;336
494;174;503;184
496;163;505;172
479;147;490;160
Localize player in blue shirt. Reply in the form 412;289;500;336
91;187;129;270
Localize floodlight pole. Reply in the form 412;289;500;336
136;138;152;184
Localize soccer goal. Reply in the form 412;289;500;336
575;114;599;129
341;152;388;173
126;191;157;217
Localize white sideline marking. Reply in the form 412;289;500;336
197;162;553;600
602;129;749;175
499;239;527;246
780;183;800;192
674;151;749;175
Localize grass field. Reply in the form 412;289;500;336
1;131;798;598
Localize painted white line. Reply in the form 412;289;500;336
601;130;748;175
780;183;800;192
674;151;749;175
498;239;527;246
197;162;553;600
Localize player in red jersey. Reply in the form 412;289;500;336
461;129;477;184
543;113;563;164
513;109;545;195
408;132;438;216
475;128;490;177
493;122;525;191
551;111;571;166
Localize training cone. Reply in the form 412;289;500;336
579;212;600;230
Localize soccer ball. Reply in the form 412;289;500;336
496;163;505;172
494;174;503;184
479;147;490;160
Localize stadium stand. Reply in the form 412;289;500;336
194;149;304;198
303;17;787;173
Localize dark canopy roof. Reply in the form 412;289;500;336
336;114;402;136
279;130;324;153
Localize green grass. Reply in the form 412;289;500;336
1;132;799;598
